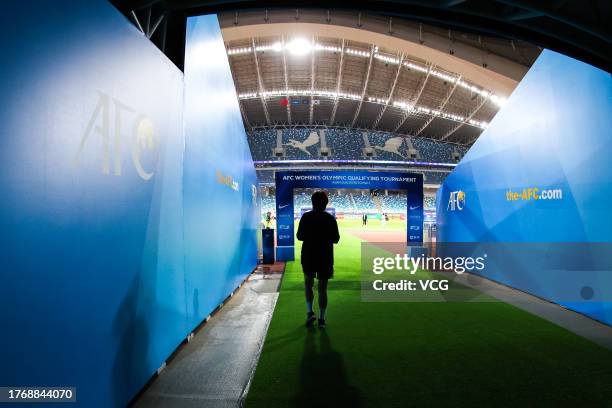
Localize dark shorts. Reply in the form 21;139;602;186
302;265;334;280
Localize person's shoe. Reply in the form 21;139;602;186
318;318;326;328
306;312;316;327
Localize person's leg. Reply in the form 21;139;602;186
304;274;314;313
304;274;317;326
317;278;328;322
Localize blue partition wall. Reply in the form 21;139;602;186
183;15;259;331
437;50;612;324
0;2;257;407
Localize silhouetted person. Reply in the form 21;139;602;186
362;213;368;226
297;191;340;328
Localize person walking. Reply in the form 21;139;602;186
296;191;340;328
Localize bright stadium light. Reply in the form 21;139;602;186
490;95;507;107
286;38;312;56
236;88;489;128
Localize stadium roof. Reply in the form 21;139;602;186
111;0;610;74
110;1;610;145
220;11;540;144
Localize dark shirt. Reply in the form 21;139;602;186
296;210;340;276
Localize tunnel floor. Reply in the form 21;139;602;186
130;235;612;407
132;266;283;408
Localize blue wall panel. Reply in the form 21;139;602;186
437;50;612;324
0;2;258;407
183;15;259;331
0;1;187;406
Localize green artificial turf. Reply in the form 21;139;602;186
246;223;612;407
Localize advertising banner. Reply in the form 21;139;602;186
437;50;612;325
275;171;423;260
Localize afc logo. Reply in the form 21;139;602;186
447;190;466;211
74;91;158;181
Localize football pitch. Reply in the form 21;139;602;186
246;219;612;407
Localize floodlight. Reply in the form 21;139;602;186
286;38;313;56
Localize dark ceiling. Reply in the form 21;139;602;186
111;0;611;73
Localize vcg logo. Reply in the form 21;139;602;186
447;190;466;211
75;91;158;181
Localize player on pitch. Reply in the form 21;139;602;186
296;191;340;328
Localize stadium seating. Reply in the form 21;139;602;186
294;191;311;210
423;172;449;184
282;128;318;159
256;170;275;183
424;196;436;211
353;193;376;212
367;131;407;161
248;129;277;160
379;194;408;213
410;137;466;164
325;128;366;159
248;127;468;163
328;191;352;211
261;195;275;214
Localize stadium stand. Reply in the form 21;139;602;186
328;191;352;212
282;128;318;159
326;128;368;159
248;128;467;163
379;194;408;213
412;138;468;164
294;191;312;210
248;129;277;160
256;170;275;184
423;172;450;184
424;196;436;211
367;131;408;161
261;195;275;214
353;193;376;212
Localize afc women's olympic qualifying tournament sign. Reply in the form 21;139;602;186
275;170;424;261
